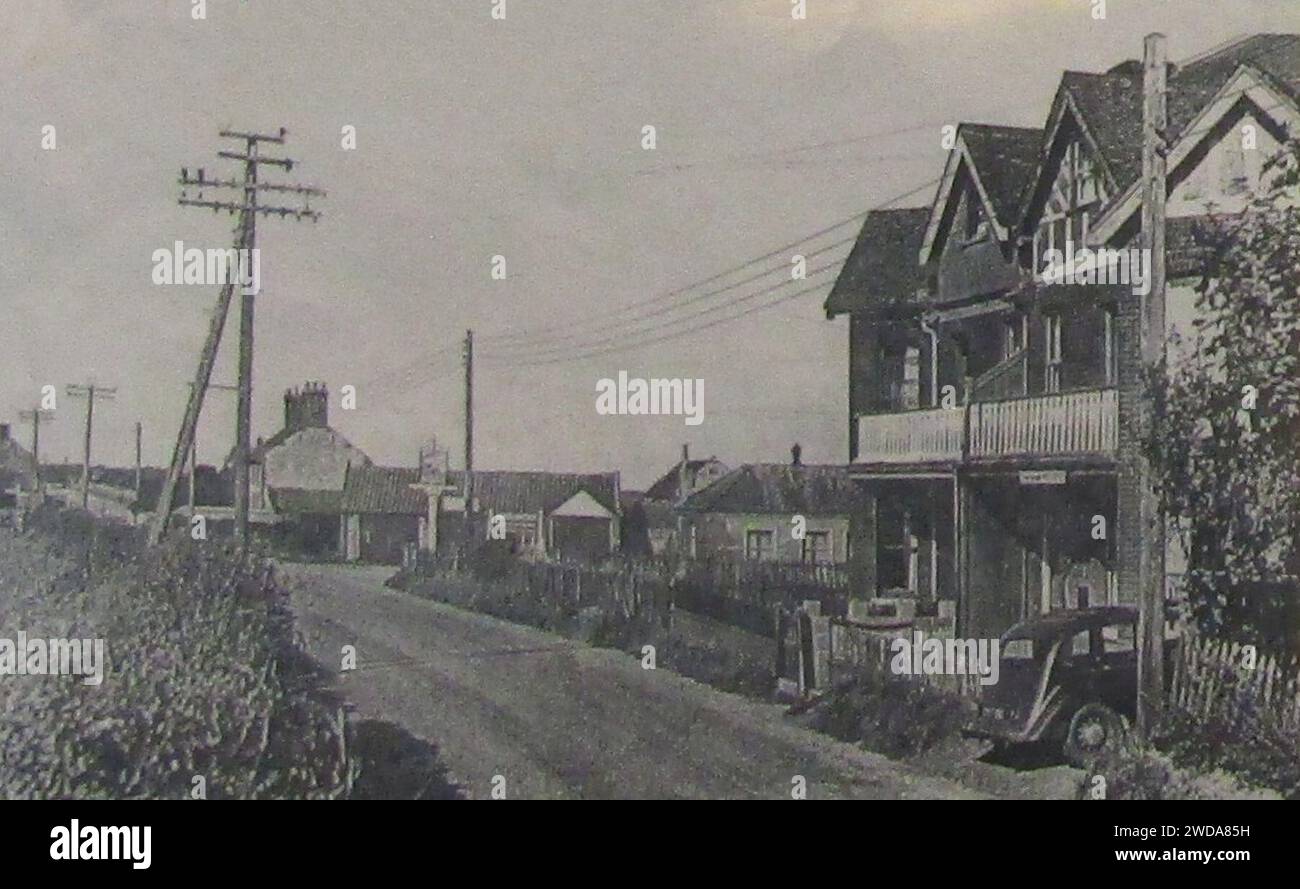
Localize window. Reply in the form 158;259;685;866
1103;308;1117;385
901;346;921;410
745;529;774;561
1045;314;1063;393
1002;317;1020;361
1036;139;1106;271
801;530;832;564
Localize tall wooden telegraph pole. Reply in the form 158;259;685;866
149;129;324;547
1136;33;1169;737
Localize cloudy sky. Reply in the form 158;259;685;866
2;0;1295;488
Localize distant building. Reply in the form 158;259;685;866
230;381;371;552
636;445;728;555
677;446;857;565
341;465;427;564
431;470;622;562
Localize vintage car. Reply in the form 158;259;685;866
966;605;1172;767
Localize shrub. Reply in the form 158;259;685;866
0;506;458;800
810;669;975;759
1079;746;1283;800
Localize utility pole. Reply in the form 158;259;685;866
149;129;325;547
17;407;54;492
134;421;143;500
1135;32;1169;738
184;381;237;518
65;383;116;509
463;329;475;548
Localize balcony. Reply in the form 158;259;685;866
968;388;1117;460
857;406;965;464
854;388;1119;467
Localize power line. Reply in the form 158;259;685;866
479;176;939;350
483;276;837;369
484;235;859;354
483;258;843;364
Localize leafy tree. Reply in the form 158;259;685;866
1148;137;1300;650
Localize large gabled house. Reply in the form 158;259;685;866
828;34;1300;639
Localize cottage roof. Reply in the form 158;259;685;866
678;463;858;517
446;469;620;516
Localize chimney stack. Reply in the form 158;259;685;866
284;381;329;432
791;443;803;466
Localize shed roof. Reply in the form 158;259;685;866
341;465;427;515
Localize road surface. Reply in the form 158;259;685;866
284;563;988;800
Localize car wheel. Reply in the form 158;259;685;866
1062;703;1131;769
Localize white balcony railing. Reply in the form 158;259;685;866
856;406;965;464
855;388;1119;466
968;388;1117;460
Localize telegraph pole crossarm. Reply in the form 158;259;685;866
65;383;116;509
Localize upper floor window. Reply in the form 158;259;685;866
1035;140;1106;271
1002;317;1021;361
1045;314;1063;393
1103;308;1117;385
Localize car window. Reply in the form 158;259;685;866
1002;639;1034;660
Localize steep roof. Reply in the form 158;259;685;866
1059;68;1145;196
341;465;426;515
824;207;930;317
961;125;1044;226
1170;34;1300;135
1029;36;1300;229
644;457;724;502
446;469;620;516
678;463;859;517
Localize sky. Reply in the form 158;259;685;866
2;0;1297;489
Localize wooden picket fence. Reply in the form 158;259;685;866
1167;633;1300;734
